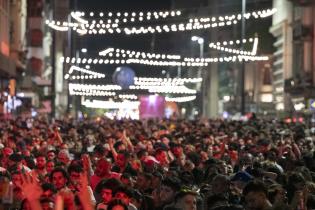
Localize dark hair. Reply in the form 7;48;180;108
107;199;128;210
41;182;57;194
243;180;268;197
115;185;133;198
95;178;122;195
49;168;69;183
161;177;181;192
174;190;198;202
67;164;83;174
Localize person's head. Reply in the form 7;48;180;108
171;144;183;158
116;151;130;168
211;174;230;195
46;160;55;174
47;150;56;161
114;186;133;205
49;168;69;190
155;149;169;166
95;158;111;177
98;178;122;205
267;184;287;204
57;150;70;165
36;153;47;170
40;198;54;210
68;164;83;184
120;173;132;187
243;180;270;210
107;199;128;210
114;141;126;153
136;172;152;191
160;177;181;205
41;183;57;200
174;190;198;210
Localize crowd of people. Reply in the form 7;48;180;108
0;115;314;210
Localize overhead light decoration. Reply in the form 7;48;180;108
99;47;181;60
209;37;259;55
82;99;140;109
64;65;105;80
45;8;277;35
129;85;197;94
165;95;196;102
69;83;122;91
118;94;138;100
60;57;208;67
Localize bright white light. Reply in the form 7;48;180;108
198;38;204;44
260;93;273;103
223;95;230;102
81;48;87;53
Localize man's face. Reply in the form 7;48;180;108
52;171;67;190
176;194;197;210
116;154;126;168
245;191;265;210
160;185;175;204
101;188;113;204
115;191;130;205
136;175;147;189
70;171;80;184
95;160;110;177
47;152;55;160
41;201;54;210
46;162;55;173
58;153;69;165
36;156;46;170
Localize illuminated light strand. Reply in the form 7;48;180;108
64;65;105;80
209;43;254;55
69;90;116;96
46;8;276;35
60;57;208;67
209;37;254;46
69;83;122;91
165;95;197;103
184;55;269;62
190;8;277;24
134;77;202;86
99;48;181;60
118;94;138;100
71;11;88;24
82;99;140;109
129;85;197;94
135;77;202;83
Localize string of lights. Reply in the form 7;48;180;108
45;8;276;35
129;85;197;94
99;48;181;60
118;94;138;100
165;95;197;103
82;99;140;109
64;65;105;80
69;83;122;91
208;37;259;55
209;37;254;46
61;56;209;67
69;90;116;96
75;10;182;24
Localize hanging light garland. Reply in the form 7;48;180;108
46;8;276;35
118;94;138;100
60;56;209;67
99;48;181;60
82;99;140;109
208;37;259;55
165;95;197;102
64;65;105;80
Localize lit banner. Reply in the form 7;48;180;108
139;95;165;119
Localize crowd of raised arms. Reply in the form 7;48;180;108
0;115;314;210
